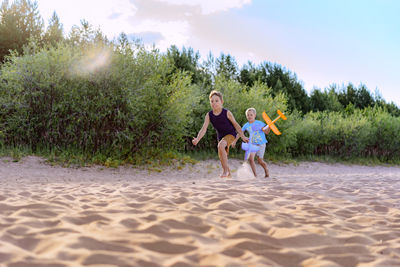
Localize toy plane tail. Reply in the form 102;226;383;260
277;109;287;120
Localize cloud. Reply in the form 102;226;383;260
38;0;137;37
39;0;255;60
124;0;255;56
156;0;251;14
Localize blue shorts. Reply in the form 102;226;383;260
251;143;266;159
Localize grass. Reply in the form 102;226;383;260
294;154;400;166
0;145;198;170
186;149;219;161
0;145;33;162
186;148;400;166
0;144;399;169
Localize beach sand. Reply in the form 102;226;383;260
1;156;400;266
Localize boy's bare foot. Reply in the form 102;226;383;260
265;168;269;178
220;172;232;178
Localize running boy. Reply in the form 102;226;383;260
192;90;249;178
232;108;270;177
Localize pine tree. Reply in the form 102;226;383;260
0;0;43;62
42;11;64;46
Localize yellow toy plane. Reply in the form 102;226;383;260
262;110;287;135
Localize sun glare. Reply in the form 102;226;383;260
70;47;112;76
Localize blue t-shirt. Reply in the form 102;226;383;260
242;120;268;145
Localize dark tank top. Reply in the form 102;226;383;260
208;108;237;141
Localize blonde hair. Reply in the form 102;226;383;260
209;90;223;101
245;107;257;116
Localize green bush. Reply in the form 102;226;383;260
0;41;198;159
283;107;400;161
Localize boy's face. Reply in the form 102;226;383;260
246;111;256;122
210;95;223;110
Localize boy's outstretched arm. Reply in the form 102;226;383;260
192;113;210;146
227;111;249;143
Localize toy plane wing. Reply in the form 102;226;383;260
262;111;282;135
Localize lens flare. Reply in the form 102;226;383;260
70;47;112;76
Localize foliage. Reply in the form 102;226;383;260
239;62;310;113
309;83;400;117
337;83;375;109
68;20;109;47
310;88;342;112
0;39;198;159
166;45;211;87
0;0;44;62
42;11;64;46
284;107;400;161
215;53;239;81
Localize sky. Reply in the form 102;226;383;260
36;0;400;106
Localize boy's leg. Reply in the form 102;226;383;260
218;135;235;177
248;153;257;177
255;144;269;177
217;139;229;176
257;157;269;177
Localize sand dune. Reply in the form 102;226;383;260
0;156;400;266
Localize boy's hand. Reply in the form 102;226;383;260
263;125;271;134
231;140;237;148
242;136;249;143
192;137;199;146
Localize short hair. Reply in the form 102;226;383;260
209;90;223;101
245;108;257;116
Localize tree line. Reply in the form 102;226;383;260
1;0;399;163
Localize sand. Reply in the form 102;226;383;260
0;156;400;267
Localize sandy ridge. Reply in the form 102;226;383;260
0;156;400;266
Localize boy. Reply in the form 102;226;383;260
192;90;249;178
232;108;270;177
